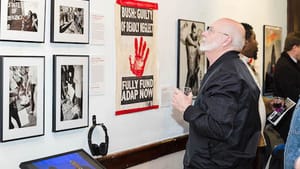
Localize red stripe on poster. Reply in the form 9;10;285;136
116;0;158;10
116;105;159;115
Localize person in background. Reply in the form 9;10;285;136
172;18;261;169
273;31;300;142
240;22;267;169
31;13;38;32
22;10;33;31
284;98;300;169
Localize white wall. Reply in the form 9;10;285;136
0;0;286;168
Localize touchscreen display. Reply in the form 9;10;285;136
19;149;106;169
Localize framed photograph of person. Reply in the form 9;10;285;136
0;56;45;142
0;0;46;42
53;55;89;132
177;19;206;98
51;0;89;44
262;25;282;96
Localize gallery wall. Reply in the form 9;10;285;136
0;0;286;168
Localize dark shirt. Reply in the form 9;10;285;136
273;51;300;141
183;51;261;169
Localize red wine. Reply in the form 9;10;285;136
273;103;282;108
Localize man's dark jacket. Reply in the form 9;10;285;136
183;51;261;169
273;51;300;141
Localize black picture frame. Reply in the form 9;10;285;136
53;55;89;132
0;0;46;42
262;25;282;96
0;56;45;142
177;19;206;97
51;0;90;44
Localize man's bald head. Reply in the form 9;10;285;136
213;18;245;51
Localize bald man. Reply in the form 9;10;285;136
172;18;261;169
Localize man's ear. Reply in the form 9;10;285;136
222;36;232;47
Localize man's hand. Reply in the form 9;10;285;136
129;36;149;77
172;88;193;113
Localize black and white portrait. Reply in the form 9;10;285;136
51;0;89;43
1;56;44;142
9;66;38;129
60;65;83;121
59;6;84;34
0;0;45;42
53;55;88;132
7;0;38;32
177;19;206;96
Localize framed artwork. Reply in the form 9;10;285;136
53;55;89;132
0;0;46;42
262;25;282;96
51;0;90;44
177;19;206;97
0;56;45;142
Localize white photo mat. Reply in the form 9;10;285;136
1;56;44;142
0;0;46;42
51;0;89;43
53;55;89;132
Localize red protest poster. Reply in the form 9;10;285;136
115;0;159;115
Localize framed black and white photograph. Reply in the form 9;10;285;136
263;25;282;96
0;56;45;142
53;55;89;132
0;0;46;42
51;0;89;44
177;19;206;97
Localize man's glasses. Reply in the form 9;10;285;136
206;26;229;36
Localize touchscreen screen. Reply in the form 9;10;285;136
19;149;105;169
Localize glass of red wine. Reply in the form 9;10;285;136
272;96;285;112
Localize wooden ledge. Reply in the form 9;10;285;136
96;134;188;169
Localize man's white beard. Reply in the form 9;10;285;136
200;41;220;52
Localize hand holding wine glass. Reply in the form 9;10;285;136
271;96;285;112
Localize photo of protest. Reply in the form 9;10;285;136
60;65;83;121
59;6;84;34
7;0;38;32
9;66;37;129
